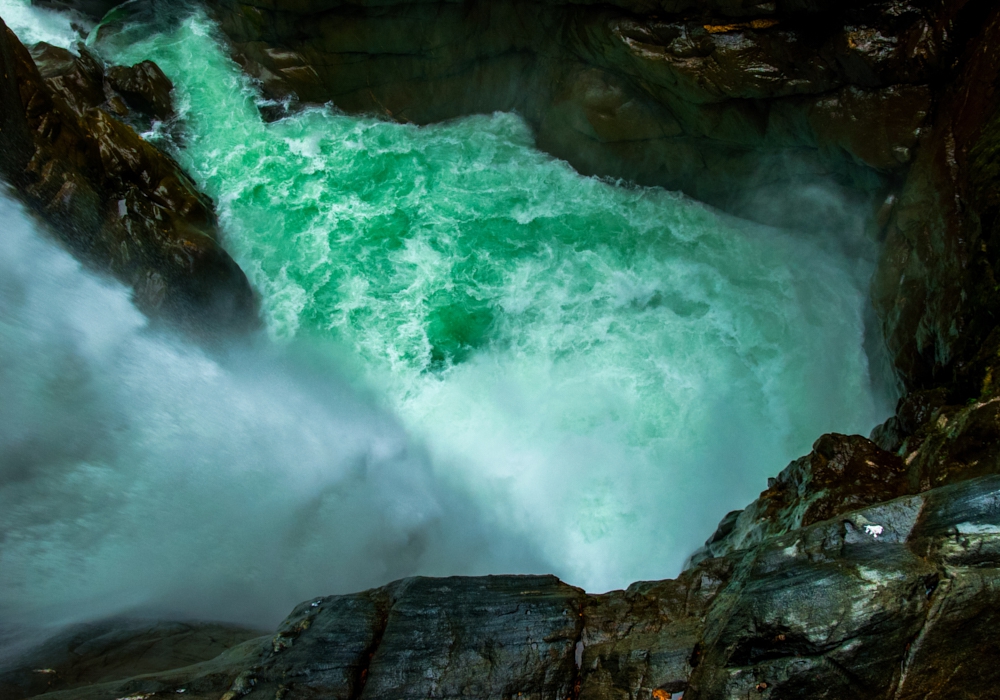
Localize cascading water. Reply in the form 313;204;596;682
0;190;547;632
0;1;893;634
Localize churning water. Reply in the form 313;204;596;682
0;3;891;631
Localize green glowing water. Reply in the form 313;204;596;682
97;12;887;589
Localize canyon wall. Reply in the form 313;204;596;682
208;0;944;227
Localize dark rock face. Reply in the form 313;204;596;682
10;475;1000;699
688;433;910;566
0;16;257;335
204;0;942;222
104;60;175;122
871;2;1000;393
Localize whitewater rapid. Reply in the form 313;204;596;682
0;1;893;634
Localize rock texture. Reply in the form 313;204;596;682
0;621;265;700
5;474;1000;699
871;0;1000;394
0;16;257;334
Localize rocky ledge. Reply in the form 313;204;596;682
3;462;999;699
0;16;256;334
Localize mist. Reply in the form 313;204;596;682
0;192;548;638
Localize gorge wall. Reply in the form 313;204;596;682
4;0;1000;698
210;0;937;223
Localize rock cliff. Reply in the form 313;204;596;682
5;471;1000;699
0;16;257;334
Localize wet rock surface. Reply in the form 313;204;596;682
871;1;1000;393
6;475;999;699
0;621;265;700
0;16;257;335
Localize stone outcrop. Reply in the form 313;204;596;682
0;16;257;335
5;474;1000;699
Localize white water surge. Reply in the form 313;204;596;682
0;3;893;634
0;191;547;632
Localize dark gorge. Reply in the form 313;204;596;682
2;0;1000;698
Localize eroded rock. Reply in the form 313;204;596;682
105;60;174;121
688;433;909;566
15;475;1000;700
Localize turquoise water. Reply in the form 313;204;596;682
94;12;886;589
0;4;889;629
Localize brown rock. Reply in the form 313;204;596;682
105;60;175;121
0;16;257;335
872;2;1000;393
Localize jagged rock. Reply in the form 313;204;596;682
0;16;257;334
687;433;909;567
28;43;106;118
30;42;174;123
11;475;1000;700
105;60;174;121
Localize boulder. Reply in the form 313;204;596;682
105;60;175;121
0;16;257;335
